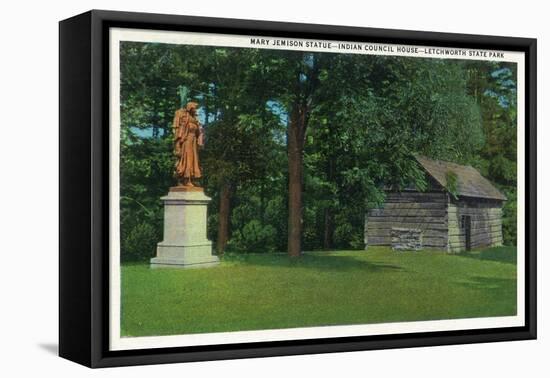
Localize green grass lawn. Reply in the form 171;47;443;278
121;246;517;337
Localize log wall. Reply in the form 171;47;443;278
447;198;504;253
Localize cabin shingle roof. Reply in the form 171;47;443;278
416;155;507;201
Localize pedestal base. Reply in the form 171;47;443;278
151;189;219;269
151;242;219;269
150;260;219;269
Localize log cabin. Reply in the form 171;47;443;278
365;156;506;252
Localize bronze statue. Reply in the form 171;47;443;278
173;101;204;188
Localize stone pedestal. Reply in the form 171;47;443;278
151;188;219;268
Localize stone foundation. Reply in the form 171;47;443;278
391;227;423;251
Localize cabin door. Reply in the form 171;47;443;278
464;216;472;251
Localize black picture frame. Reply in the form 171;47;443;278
59;9;537;368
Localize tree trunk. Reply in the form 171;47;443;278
323;146;334;250
323;208;332;250
260;181;266;225
217;182;232;256
287;104;306;257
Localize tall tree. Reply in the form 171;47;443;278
282;53;324;256
465;61;518;244
201;48;282;255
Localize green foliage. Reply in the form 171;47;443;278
297;55;488;250
121;222;159;262
227;220;278;253
119;134;170;261
118;41;518;259
502;187;517;246
224;184;287;253
464;62;517;244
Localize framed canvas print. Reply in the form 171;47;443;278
59;10;537;368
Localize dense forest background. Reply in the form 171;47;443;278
119;42;517;261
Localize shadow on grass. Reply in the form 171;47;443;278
458;246;517;265
223;252;404;273
455;275;516;291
